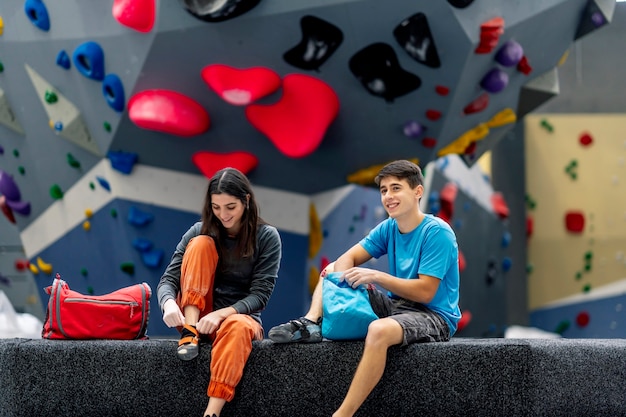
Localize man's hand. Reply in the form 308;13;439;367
162;299;185;327
341;267;378;288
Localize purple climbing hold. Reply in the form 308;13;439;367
480;68;509;93
0;146;4;155
403;121;424;138
591;11;605;27
0;170;21;202
495;40;523;67
5;199;31;216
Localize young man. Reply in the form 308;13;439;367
268;159;461;417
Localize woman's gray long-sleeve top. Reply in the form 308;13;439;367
157;222;282;325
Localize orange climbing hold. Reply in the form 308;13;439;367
201;64;281;106
128;90;210;137
112;0;155;33
246;74;339;158
192;151;258;179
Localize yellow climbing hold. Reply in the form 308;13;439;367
83;220;91;231
36;257;53;274
486;108;516;128
558;49;569;66
347;158;420;186
0;17;4;36
85;208;93;218
309;266;320;295
29;263;40;274
438;124;489;157
309;203;322;259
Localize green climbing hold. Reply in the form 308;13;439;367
540;119;554;133
120;262;135;276
110;208;118;218
526;263;534;274
0;62;4;73
89;182;95;190
49;184;64;200
80;268;88;277
18;166;25;175
554;320;570;334
584;251;593;260
12;149;19;158
582;283;592;293
575;271;582;280
104;121;111;132
67;153;81;169
45;90;58;104
87;286;94;295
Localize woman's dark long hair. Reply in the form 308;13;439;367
200;168;264;257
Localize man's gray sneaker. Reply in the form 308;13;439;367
268;317;322;343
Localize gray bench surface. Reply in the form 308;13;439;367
1;338;625;417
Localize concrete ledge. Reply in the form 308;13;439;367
0;338;625;417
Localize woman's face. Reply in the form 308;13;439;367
211;193;246;235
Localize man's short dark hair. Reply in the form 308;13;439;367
374;160;424;188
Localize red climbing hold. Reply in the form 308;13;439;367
517;55;533;75
201;64;281;106
457;309;472;332
14;259;30;271
426;109;442;121
475;17;505;54
526;215;534;238
435;85;450;96
112;0;155;33
0;196;16;224
576;311;590;327
246;74;339;158
565;210;585;233
491;192;510;219
128;90;210;137
579;132;593;147
458;249;466;273
421;137;437;148
439;182;458;222
463;93;489;115
192;151;258;179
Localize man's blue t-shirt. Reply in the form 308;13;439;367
359;214;461;336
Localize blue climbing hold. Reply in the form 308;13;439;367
73;41;105;81
102;74;125;112
127;206;154;227
132;237;153;252
96;176;111;192
501;231;512;248
142;249;164;269
56;50;71;70
502;257;513;272
25;0;50;31
107;150;138;174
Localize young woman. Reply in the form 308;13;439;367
157;167;282;417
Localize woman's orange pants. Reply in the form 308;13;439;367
178;235;262;402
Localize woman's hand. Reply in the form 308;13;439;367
196;307;236;335
162;299;185;328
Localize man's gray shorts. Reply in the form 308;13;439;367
368;286;450;345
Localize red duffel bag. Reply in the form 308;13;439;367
42;274;151;340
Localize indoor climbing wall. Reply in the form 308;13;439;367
525;114;626;337
0;0;616;336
